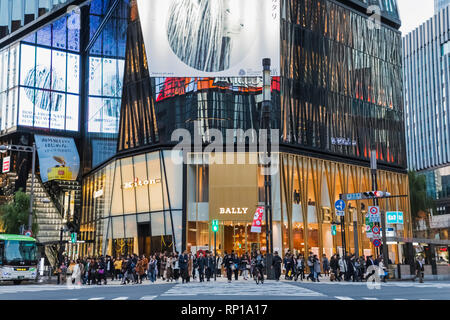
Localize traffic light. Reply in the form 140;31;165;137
70;232;77;244
212;220;219;233
331;225;337;236
362;191;391;199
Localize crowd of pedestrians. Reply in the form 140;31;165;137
55;250;393;285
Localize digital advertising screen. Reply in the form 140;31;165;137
35;135;80;183
18;43;80;131
137;0;281;77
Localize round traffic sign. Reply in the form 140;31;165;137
335;200;346;211
372;239;381;247
372;226;380;234
24;230;32;237
369;206;379;215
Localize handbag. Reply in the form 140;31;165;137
231;264;236;271
98;269;104;275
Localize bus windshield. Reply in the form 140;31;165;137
0;240;37;265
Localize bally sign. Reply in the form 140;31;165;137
219;208;249;215
123;178;161;190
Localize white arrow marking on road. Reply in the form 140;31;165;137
88;297;105;300
335;296;354;300
140;296;157;300
112;297;128;300
363;297;378;300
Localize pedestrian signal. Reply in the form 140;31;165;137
71;232;77;243
212;220;219;233
331;225;337;236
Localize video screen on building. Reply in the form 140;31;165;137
18;43;80;131
88;57;124;133
35;135;80;183
137;0;280;77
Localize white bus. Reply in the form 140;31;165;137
0;234;38;284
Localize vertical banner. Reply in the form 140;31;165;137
251;206;264;233
2;156;10;173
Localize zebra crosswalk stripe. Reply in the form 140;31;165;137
335;296;354;300
112;297;128;300
140;296;157;300
162;281;324;297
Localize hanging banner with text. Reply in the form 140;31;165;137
251;206;264;233
35;135;80;183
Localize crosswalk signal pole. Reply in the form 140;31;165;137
371;150;380;257
212;220;219;281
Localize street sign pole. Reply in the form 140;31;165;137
370;149;380;257
214;230;217;282
341;215;346;258
381;194;390;271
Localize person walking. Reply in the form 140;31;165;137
295;254;305;281
338;254;348;281
135;256;145;284
178;251;188;284
272;251;282;281
121;255;134;285
306;253;315;281
322;254;330;277
197;252;206;282
216;254;223;277
166;254;174;282
205;252;214;281
148;256;157;283
187;253;193;283
232;251;239;281
412;255;425;283
313;255;321;282
240;253;250;280
223;251;234;283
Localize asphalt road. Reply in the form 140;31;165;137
0;277;449;300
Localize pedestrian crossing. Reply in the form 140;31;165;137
161;280;325;297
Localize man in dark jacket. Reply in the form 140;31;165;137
197;252;206;282
232;251;240;280
205;252;214;281
179;251;189;284
222;251;234;283
272;251;282;281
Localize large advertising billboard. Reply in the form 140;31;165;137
35;135;80;183
18;43;80;131
137;0;280;77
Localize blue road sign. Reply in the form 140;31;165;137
335;200;346;211
372;239;382;247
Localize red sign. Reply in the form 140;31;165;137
373;239;382;247
2;156;10;173
372;226;380;234
251;207;264;233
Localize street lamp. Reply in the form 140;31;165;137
0;143;37;235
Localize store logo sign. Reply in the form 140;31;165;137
123;177;161;189
219;208;249;215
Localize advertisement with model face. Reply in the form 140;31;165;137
137;0;280;77
35;135;80;183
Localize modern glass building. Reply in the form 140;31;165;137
435;0;450;13
0;0;418;266
403;4;450;243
